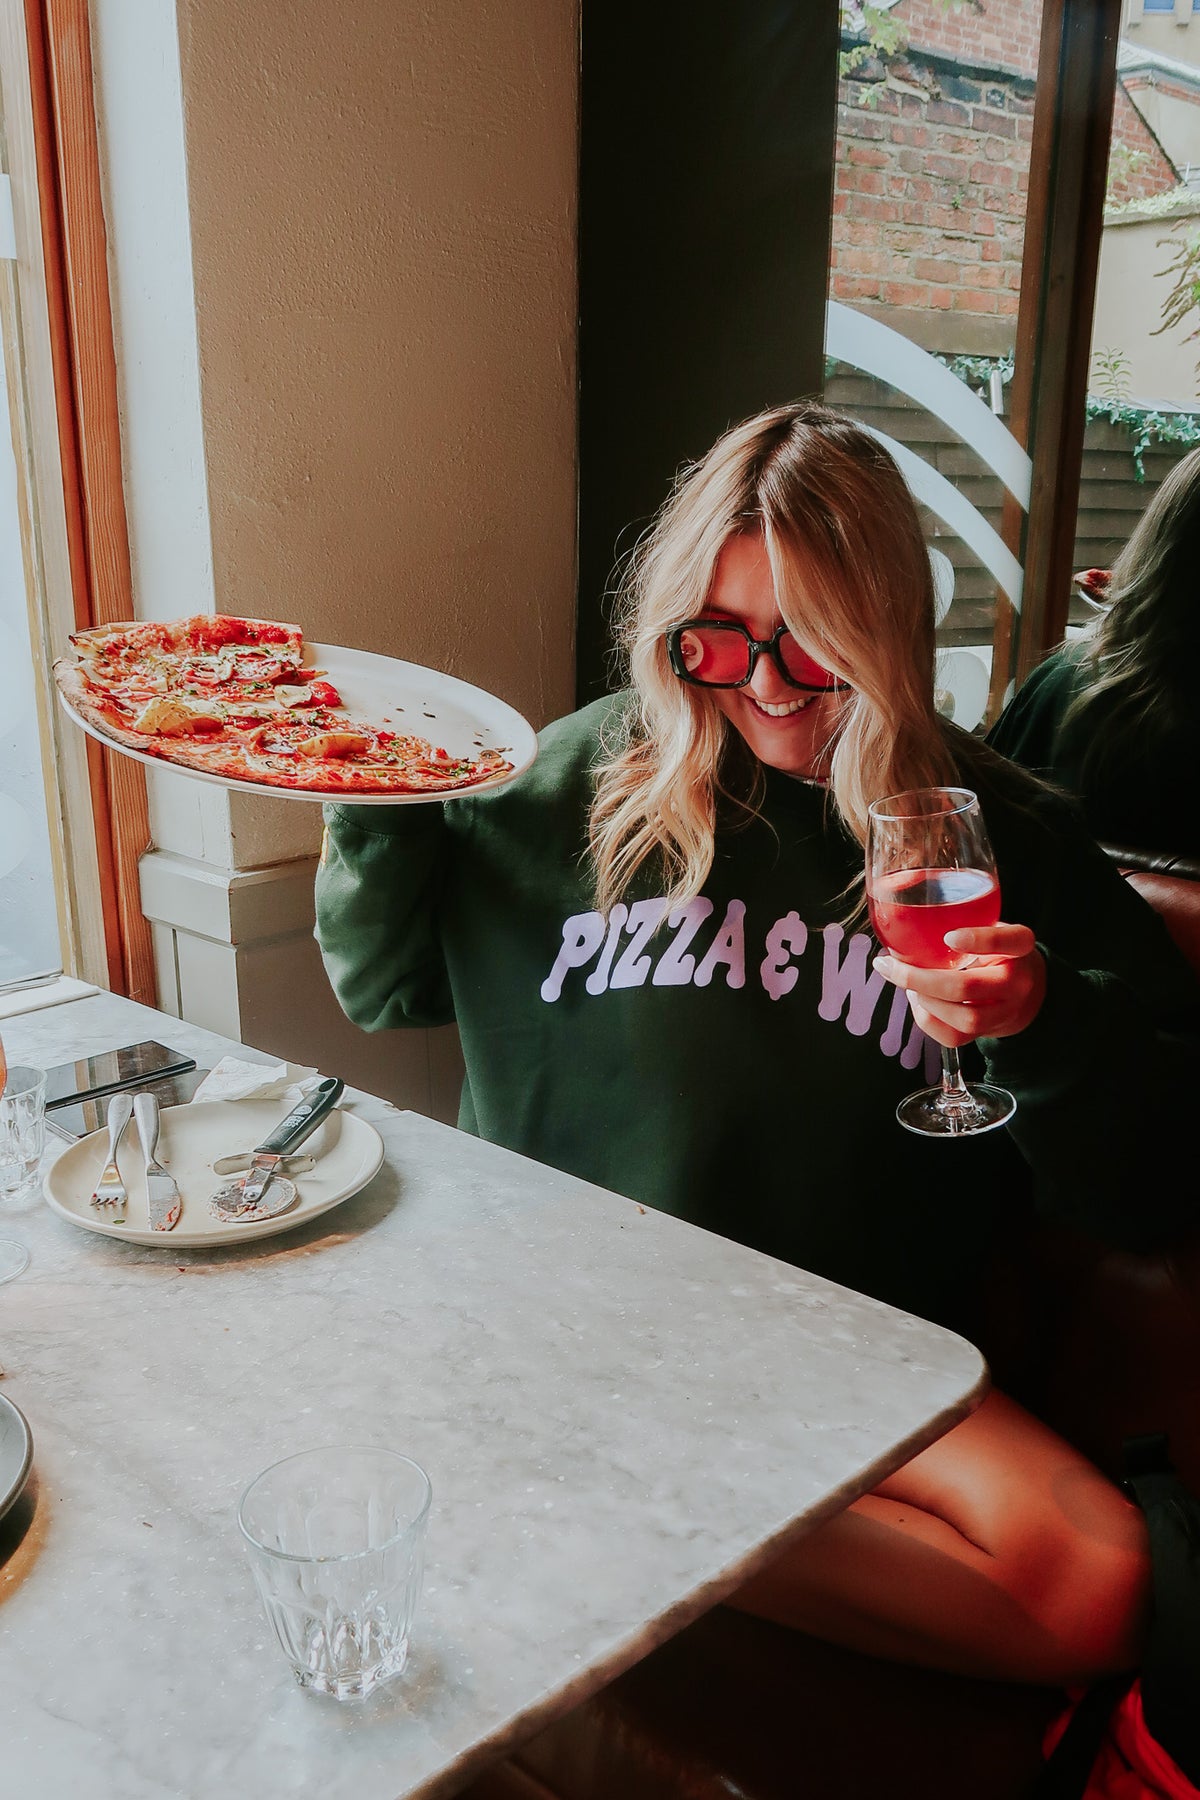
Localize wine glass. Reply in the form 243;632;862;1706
0;1034;31;1286
867;786;1016;1138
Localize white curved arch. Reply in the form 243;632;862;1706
825;300;1032;509
861;424;1024;610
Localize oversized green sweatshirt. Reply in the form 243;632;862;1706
316;695;1199;1332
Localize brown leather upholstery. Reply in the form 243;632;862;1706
1123;870;1200;973
486;854;1200;1800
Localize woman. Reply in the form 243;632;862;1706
317;403;1198;1685
989;444;1200;856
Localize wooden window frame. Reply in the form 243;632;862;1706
11;0;154;1001
990;0;1125;705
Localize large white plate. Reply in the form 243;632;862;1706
0;1393;32;1523
56;638;539;804
43;1098;385;1247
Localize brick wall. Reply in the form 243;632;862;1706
897;0;1041;80
1106;83;1178;206
831;61;1033;329
833;0;1174;348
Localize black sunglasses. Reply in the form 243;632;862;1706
665;619;851;692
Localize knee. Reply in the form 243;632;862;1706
1002;1504;1150;1684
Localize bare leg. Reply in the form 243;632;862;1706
729;1389;1149;1686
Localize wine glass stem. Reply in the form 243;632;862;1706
939;1045;973;1110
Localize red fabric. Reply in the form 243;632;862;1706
1045;1683;1198;1800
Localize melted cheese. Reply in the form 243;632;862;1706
131;696;220;737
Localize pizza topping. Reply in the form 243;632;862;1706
295;730;373;759
132;695;221;737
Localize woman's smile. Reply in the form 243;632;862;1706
704;535;850;775
746;694;817;718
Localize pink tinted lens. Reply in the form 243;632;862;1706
677;626;751;683
777;634;844;689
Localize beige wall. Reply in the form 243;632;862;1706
175;0;578;735
92;0;578;1114
1126;80;1200;169
1124;10;1200;64
1093;208;1200;407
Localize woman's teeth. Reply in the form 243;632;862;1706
750;696;814;717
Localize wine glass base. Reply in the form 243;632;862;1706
0;1237;29;1284
896;1082;1015;1139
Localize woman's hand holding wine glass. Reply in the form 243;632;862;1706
873;921;1047;1049
867;787;1036;1137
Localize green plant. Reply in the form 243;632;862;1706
1154;226;1200;378
839;0;984;83
1105;143;1152;201
1091;346;1132;403
839;3;906;78
1106;184;1198;222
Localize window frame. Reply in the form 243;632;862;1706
0;0;154;1001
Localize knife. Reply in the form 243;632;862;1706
231;1077;344;1208
134;1092;182;1231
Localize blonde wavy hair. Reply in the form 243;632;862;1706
589;401;958;913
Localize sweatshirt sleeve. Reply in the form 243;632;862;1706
314;801;457;1030
978;792;1200;1248
985;651;1072;775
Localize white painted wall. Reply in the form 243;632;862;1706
1093;207;1200;407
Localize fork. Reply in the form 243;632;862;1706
90;1092;134;1222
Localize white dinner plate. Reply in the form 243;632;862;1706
43;1098;385;1247
56;638;539;805
0;1392;33;1522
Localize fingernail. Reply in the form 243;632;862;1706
873;955;895;975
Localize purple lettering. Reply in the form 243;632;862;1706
540;911;607;1002
585;904;630;996
652;898;714;987
609;898;665;991
818;925;887;1036
760;910;809;1000
695;899;747;989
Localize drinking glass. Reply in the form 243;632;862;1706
0;1063;47;1208
0;1237;28;1285
867;786;1016;1138
238;1445;432;1701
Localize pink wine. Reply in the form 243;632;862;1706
869;867;1000;969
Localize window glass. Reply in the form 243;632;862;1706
827;0;1045;729
1078;6;1200;633
0;335;61;986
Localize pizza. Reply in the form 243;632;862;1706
1074;567;1111;603
53;616;515;796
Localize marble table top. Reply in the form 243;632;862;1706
0;993;987;1800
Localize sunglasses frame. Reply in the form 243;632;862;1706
665;618;851;693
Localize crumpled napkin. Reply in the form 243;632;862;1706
192;1057;336;1160
192;1056;308;1102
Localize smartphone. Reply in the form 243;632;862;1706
45;1068;209;1142
43;1041;197;1111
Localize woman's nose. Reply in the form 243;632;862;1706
747;646;789;699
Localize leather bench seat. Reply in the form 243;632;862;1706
463;850;1200;1800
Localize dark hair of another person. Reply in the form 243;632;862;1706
1066;445;1200;785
